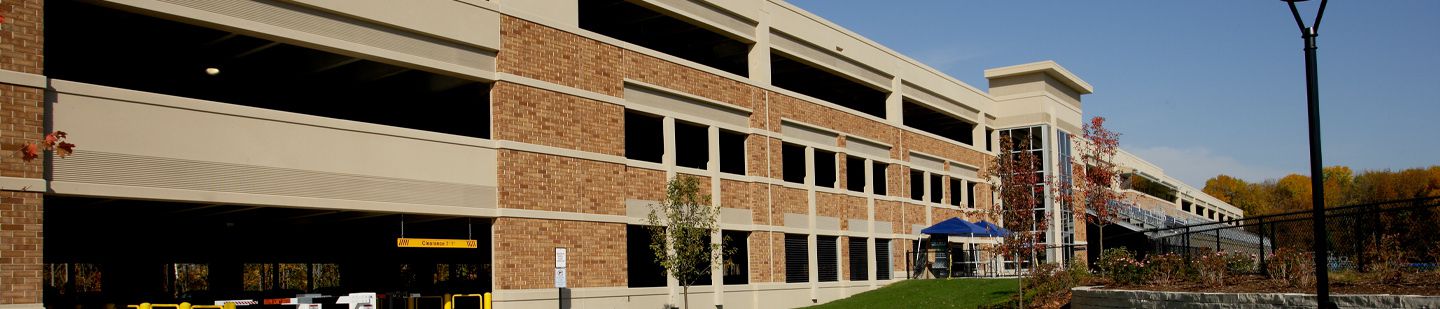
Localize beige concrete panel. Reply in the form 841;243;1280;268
722;207;754;225
908;152;944;172
901;81;980;122
639;0;756;40
784;213;810;229
844;137;890;160
892;64;994;113
107;0;496;78
763;1;894;75
948;162;979;179
846;219;869;232
283;0;500;50
624;82;752;127
815;215;840;231
49;81;496;187
498;0;577;26
874;221;893;234
781;121;839;147
770;31;890;90
705;0;761;22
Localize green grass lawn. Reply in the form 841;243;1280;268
804;278;1018;309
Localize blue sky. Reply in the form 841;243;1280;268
785;0;1440;188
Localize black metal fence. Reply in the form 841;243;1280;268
1113;196;1440;275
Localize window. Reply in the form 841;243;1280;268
625;111;664;163
986;128;995;152
966;182;977;208
1182;201;1191;212
770;52;888;118
1126;174;1177;201
929;174;943;204
909;170;925;201
675;121;709;169
902;100;976;145
872;162;889;195
874;239;891;280
845;156;866;192
817;235;838;282
719;130;747;175
579;0;750;76
722;230;750;285
163;263;209;297
47;1;491;139
44;263;103;294
784;234;809;283
627;225;666;287
814;149;837;188
848;237;868;281
948;179;963;207
782;143;807;184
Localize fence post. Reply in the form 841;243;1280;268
1183;226;1192;265
1258;217;1267;275
1215;228;1222;253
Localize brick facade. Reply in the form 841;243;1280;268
0;191;41;304
496;150;625;215
492;218;625;289
0;84;42;179
491;82;624;156
0;0;44;304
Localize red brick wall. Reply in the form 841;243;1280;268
720;180;767;224
748;231;775;283
498;16;622;97
1;0;44;303
491;82;624;156
622;51;758;110
0;191;41;304
497;150;625;215
625;167;666;202
492;218;625;289
771;186;806;227
0;84;43;179
0;0;42;75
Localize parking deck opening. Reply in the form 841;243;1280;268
43;196;493;309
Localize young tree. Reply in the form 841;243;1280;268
987;134;1048;308
646;175;733;309
1056;117;1124;259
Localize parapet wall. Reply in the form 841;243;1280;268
1072;286;1440;309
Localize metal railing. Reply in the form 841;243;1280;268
1108;196;1440;275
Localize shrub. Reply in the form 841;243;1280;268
1021;263;1091;309
1267;247;1315;288
1146;253;1185;285
1098;248;1147;285
1364;234;1406;284
1195;251;1228;286
1224;251;1257;275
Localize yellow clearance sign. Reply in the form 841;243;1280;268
396;238;478;249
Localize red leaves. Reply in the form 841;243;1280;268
20;143;39;161
17;130;77;162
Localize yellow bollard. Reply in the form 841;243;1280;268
179;302;191;309
442;294;453;309
224;303;236;309
141;303;152;309
482;293;491;309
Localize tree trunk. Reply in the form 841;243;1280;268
1015;252;1023;309
682;285;689;309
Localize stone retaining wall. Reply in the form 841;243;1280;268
1072;286;1440;308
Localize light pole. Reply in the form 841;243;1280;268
1281;0;1332;308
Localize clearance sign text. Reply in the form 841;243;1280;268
396;238;478;249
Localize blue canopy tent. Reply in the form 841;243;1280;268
917;218;992;278
974;220;1009;237
920;217;987;236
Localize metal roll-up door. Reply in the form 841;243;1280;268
817;235;838;282
785;234;809;283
